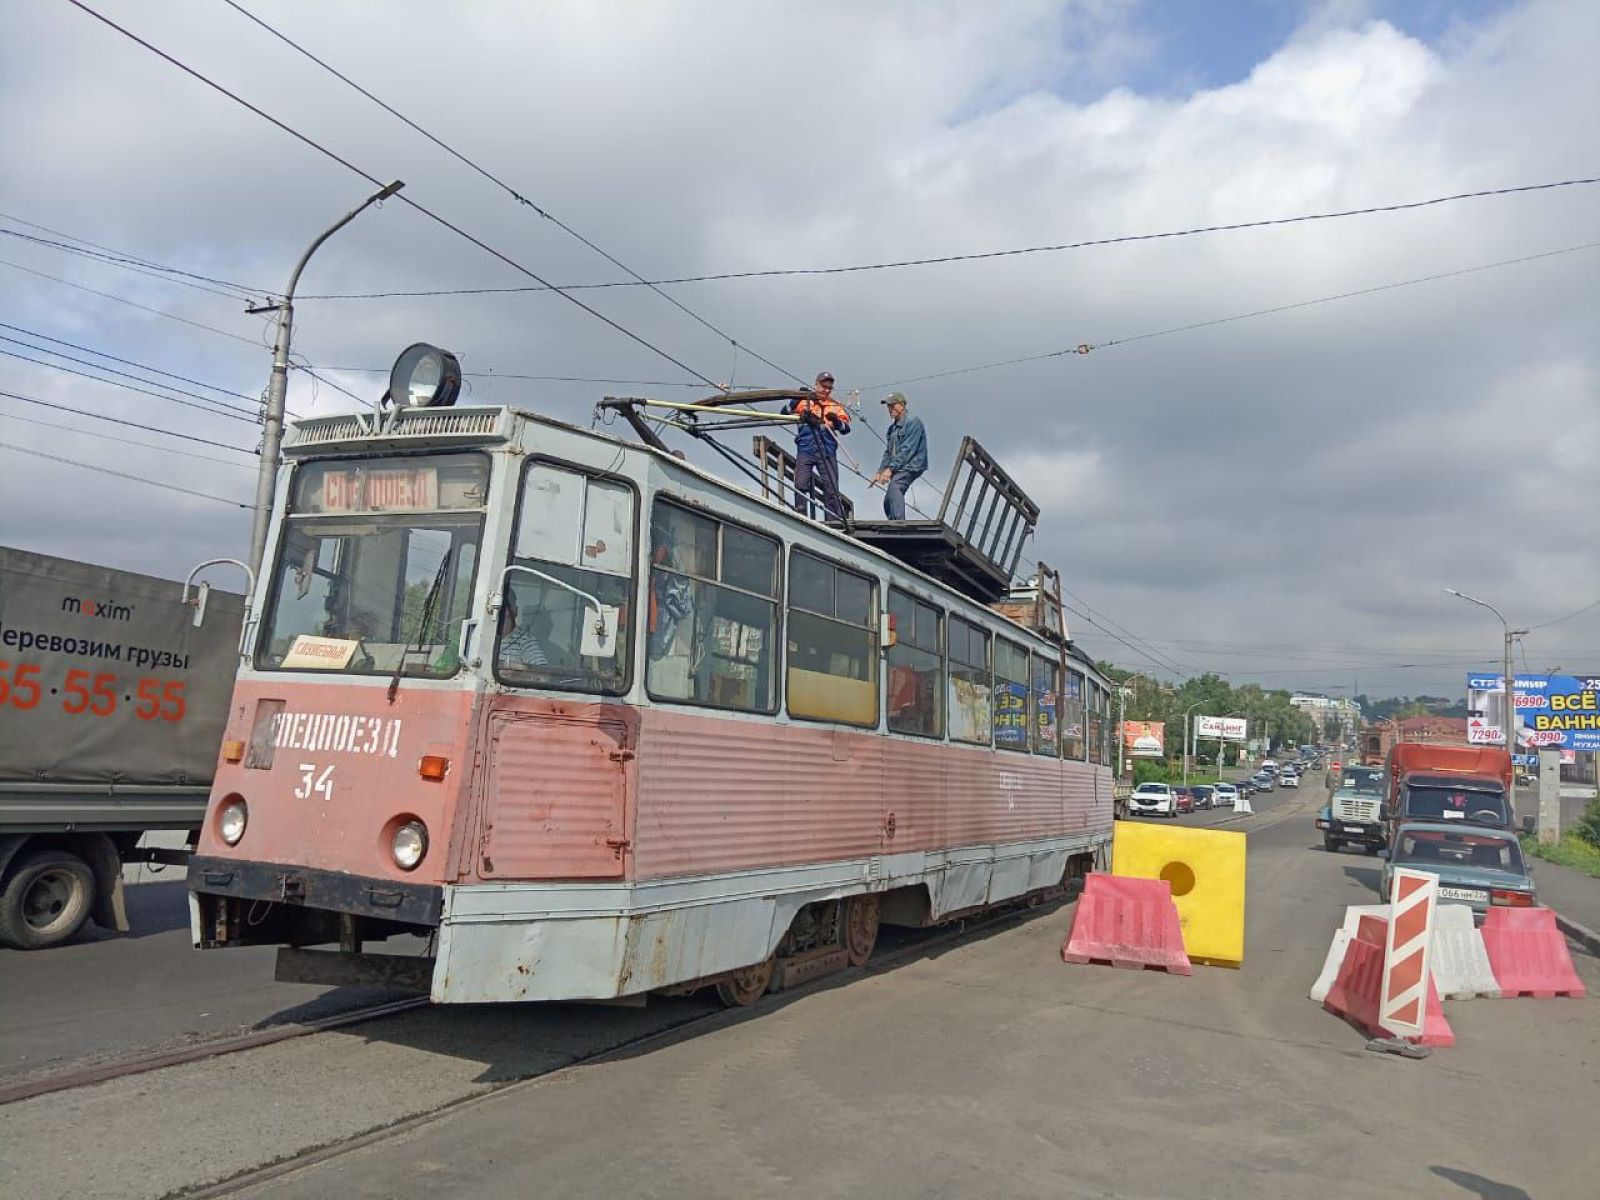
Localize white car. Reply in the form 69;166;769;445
1279;772;1300;788
1128;782;1175;818
1212;783;1240;808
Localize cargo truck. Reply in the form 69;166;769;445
1379;742;1514;847
0;547;244;948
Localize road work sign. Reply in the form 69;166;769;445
1379;869;1438;1040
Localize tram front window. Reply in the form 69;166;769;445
258;454;487;677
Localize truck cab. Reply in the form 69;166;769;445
1380;743;1514;849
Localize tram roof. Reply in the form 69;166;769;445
281;403;1099;678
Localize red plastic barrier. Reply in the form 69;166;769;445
1323;915;1454;1046
1480;906;1587;999
1061;873;1191;975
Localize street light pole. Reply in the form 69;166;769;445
1182;701;1204;788
247;180;405;575
1115;672;1150;779
1445;588;1527;756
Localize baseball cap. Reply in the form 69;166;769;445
816;371;835;384
880;391;907;406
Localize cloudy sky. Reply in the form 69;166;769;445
2;0;1596;698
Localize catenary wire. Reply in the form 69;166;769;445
2;409;256;468
307;365;714;388
0;347;257;424
0;321;256;401
0;441;255;509
218;0;806;387
65;0;725;393
0;227;252;301
0;256;262;346
0;388;258;454
0;334;258;417
1527;597;1600;631
297;177;1600;300
0;207;263;295
864;240;1600;389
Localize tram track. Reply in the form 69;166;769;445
139;893;1079;1200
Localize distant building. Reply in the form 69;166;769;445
1290;694;1360;741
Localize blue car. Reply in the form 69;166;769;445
1380;822;1536;919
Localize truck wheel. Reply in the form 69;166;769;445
0;849;96;950
1323;835;1339;853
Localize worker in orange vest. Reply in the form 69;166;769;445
783;371;851;520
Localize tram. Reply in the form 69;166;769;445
188;346;1116;1005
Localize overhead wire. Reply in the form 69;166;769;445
0;207;263;295
0;346;257;423
218;0;806;388
864;240;1600;389
0;441;255;509
0;387;258;454
297;177;1600;300
0;256;262;346
0;334;258;417
0;227;252;301
0;321;255;401
65;0;726;393
2;409;255;468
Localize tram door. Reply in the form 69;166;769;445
476;708;631;879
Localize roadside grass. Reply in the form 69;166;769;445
1522;831;1600;879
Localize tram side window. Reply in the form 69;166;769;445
498;464;636;695
1062;669;1086;760
1032;656;1060;756
887;589;943;738
646;501;779;713
948;616;991;746
787;550;878;727
1095;683;1113;765
1085;681;1104;765
993;639;1030;753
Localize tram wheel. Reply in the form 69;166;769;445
715;955;775;1008
843;893;880;967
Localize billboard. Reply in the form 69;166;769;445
1466;672;1600;752
1195;714;1247;742
1121;720;1166;758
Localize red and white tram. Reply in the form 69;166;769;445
189;361;1116;1005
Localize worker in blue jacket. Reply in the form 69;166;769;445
782;371;851;520
873;391;927;520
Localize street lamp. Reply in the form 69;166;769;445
1182;700;1205;788
247;180;406;574
1444;588;1527;755
1115;673;1152;778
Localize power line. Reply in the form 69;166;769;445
865;239;1600;389
0;321;256;401
0;256;262;346
297;176;1600;301
0;335;258;418
308;364;719;389
0;226;251;301
0;441;255;509
218;0;805;388
2;409;255;468
0;347;257;424
0;388;258;454
0;207;262;295
67;0;725;393
1528;597;1600;630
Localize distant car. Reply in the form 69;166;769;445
1191;785;1215;810
1174;788;1195;814
1236;779;1257;797
1279;772;1300;789
1212;783;1239;808
1128;782;1175;818
1251;773;1276;793
1380;823;1535;919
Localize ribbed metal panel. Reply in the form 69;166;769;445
481;712;628;879
1335;795;1380;823
283;407;508;454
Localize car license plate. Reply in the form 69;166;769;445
1438;887;1488;902
1342;825;1365;834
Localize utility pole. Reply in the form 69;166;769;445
247;180;405;574
1445;589;1525;756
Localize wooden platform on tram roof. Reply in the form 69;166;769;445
835;519;1014;605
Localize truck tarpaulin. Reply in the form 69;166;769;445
0;547;243;785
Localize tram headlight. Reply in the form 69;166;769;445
391;819;429;871
387;343;462;409
218;797;248;846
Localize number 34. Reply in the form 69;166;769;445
293;763;335;802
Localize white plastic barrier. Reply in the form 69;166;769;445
1428;903;1502;1000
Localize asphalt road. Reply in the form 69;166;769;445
0;881;417;1085
3;783;1593;1200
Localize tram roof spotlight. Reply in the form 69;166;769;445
387;342;462;410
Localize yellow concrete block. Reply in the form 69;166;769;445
1112;820;1246;967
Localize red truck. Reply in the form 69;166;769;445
1381;743;1515;845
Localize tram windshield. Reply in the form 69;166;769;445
257;453;488;677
